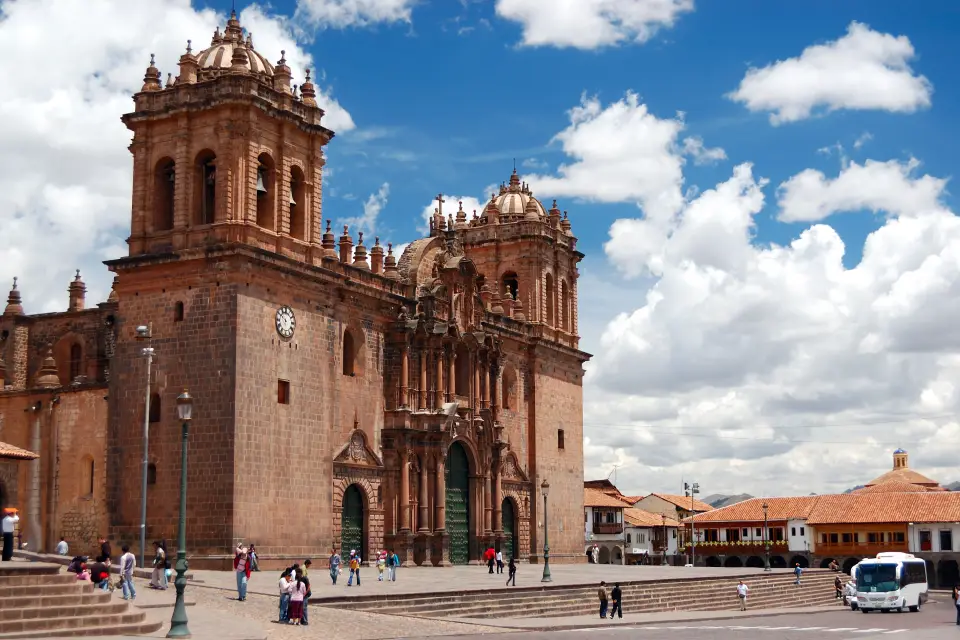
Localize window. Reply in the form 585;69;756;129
342;329;356;376
69;343;83;382
919;530;932;551
154;158;176;231
545;272;555;325
501;272;519;301
800;526;805;536
830;533;839;544
80;455;94;497
196;150;217;225
147;463;157;486
755;528;761;537
501;365;517;411
941;530;953;552
742;528;748;537
174;301;184;322
791;527;796;537
557;429;565;450
842;533;853;543
726;528;740;542
289;166;306;240
148;393;161;423
255;153;275;230
278;380;290;404
868;532;878;543
626;533;631;543
893;532;906;543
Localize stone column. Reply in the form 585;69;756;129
400;347;409;408
435;350;444;409
484;474;493;533
434;458;446;531
483;356;491;410
493;462;503;533
448;350;456;400
418;460;429;532
419;350;427;410
473;353;481;410
28;407;41;552
399;454;411;532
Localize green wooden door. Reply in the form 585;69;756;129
445;442;471;565
501;498;515;561
341;484;364;558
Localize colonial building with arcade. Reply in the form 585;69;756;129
0;11;590;568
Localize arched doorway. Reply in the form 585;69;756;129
445;442;471;565
938;559;959;589
724;556;743;568
790;555;809;568
501;498;516;561
842;557;860;575
819;557;835;569
341;484;365;559
598;546;611;564
770;556;787;569
705;556;721;567
745;556;764;568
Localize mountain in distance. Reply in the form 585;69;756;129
703;493;753;508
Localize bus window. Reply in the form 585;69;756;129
857;564;898;592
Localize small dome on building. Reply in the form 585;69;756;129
894;447;906;454
195;11;275;78
493;169;546;220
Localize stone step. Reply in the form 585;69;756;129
0;602;130;622
0;565;60;578
0;584;94;599
0;612;148;635
0;574;77;587
0;592;113;609
0;620;164;639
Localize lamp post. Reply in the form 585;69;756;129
661;513;667;566
540;480;552;583
136;324;154;569
685;482;700;566
167;390;193;639
762;501;771;572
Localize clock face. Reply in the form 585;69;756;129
275;306;296;338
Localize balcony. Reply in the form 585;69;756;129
593;523;624;535
816;540;907;557
682;540;789;555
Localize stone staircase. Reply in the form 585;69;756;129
0;563;162;638
324;570;843;619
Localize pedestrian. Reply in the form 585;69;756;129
591;545;599;565
56;536;69;556
234;545;251;601
834;575;843;600
89;556;111;591
506;557;517;586
150;541;167;589
610;583;623;619
794;563;803;585
120;545;137;601
301;572;311;625
98;536;112;563
1;509;18;562
249;544;260;572
598;581;608;618
377;551;386;581
486;547;495;574
329;549;341;585
496;549;504;574
354;551;362;585
288;573;306;626
736;580;749;611
391;550;400;582
952;584;960;625
347;550;360;587
278;569;292;622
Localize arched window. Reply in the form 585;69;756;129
557;428;565;450
69;343;83;382
149;392;161;423
289;166;307;240
147;463;157;486
195;150;217;225
80;455;94;497
502;272;519;301
561;280;571;332
343;329;356;376
256;153;275;230
502;365;517;411
154;158;176;231
545;272;555;326
174;301;184;322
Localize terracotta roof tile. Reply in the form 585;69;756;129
624;508;679;528
865;467;940;488
621;495;645;504
648;493;714;512
584;488;630;508
687;496;818;524
851;481;943;494
806;492;960;525
0;441;39;460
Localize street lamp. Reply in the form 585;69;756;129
136;324;154;570
661;513;667;565
167;390;193;639
540;480;552;583
685;482;700;566
762;501;771;572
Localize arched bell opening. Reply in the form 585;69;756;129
255;153;276;231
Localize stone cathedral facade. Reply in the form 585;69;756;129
0;12;589;568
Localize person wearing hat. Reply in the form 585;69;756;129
347;550;360;586
2;508;18;561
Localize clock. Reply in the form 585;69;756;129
275;306;296;338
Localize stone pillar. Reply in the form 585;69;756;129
435;350;444;409
418;460;429;532
400;347;409;408
473;353;481;410
419;350;427;410
484;474;493;534
435;458;446;531
483;356;491;410
28;407;41;552
493;463;503;533
448;350;456;400
400;454;411;532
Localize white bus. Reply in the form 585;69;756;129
855;552;928;613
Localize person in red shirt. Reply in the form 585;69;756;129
234;546;252;601
485;548;496;574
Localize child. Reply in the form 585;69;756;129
347;550;360;587
377;551;386;581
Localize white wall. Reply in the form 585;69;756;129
787;519;812;553
584;506;624;542
908;524;960;553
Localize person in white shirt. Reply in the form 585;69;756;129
496;549;503;574
2;509;19;561
278;569;292;622
120;545;137;600
55;537;69;556
736;580;750;611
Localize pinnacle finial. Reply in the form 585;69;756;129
326;219;332;232
305;68;312;82
343;224;349;234
74;269;81;281
12;276;17;289
374;236;381;246
186;39;192;54
387;242;393;255
149;53;156;66
358;231;364;244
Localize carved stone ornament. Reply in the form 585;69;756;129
349;431;365;462
501;455;517;480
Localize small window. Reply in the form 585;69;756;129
755;528;761;537
278;379;290;404
742;528;748;537
893;532;906;543
830;533;839;544
800;526;805;536
147;463;157;486
174;301;184;322
842;533;852;543
149;393;161;423
868;532;878;543
69;343;83;381
626;533;631;543
557;428;565;450
80;455;95;497
342;330;356;376
791;527;796;537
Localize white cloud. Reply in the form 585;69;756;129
521;157;548;170
681;136;727;165
0;0;353;313
339;182;390;234
417;195;487;235
777;158;949;223
853;132;873;150
495;0;694;50
728;21;933;124
295;0;416;29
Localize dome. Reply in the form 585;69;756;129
195;11;275;78
492;169;546;219
894;448;907;454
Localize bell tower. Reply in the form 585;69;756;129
122;10;334;263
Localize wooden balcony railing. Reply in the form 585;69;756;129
593;523;624;535
815;540;907;556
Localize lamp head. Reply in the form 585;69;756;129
135;325;150;339
176;389;193;422
540;479;550;498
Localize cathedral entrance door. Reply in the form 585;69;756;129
341;484;365;558
501;498;515;561
445;442;471;565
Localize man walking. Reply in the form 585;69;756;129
737;580;750;611
1;509;18;561
598;581;609;618
496;549;504;574
610;583;623;619
120;545;137;600
794;563;803;585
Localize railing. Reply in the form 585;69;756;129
593;523;623;535
682;540;789;553
815;540;907;556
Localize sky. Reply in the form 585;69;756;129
2;0;960;498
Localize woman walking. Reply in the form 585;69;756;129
506;557;517;586
150;541;167;590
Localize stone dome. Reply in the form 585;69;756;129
493;169;546;219
196;11;275;77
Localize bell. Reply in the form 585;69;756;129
289;188;296;206
256;167;267;193
167;169;175;183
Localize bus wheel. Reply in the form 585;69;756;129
861;608;870;614
909;604;920;612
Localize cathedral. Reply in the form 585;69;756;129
0;12;589;568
